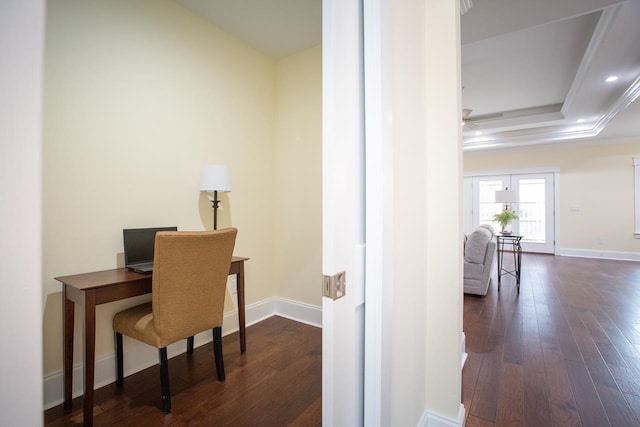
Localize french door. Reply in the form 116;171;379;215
467;173;555;254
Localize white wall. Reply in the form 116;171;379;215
0;1;45;424
274;46;323;306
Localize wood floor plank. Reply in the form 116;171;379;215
602;325;640;358
462;351;483;391
287;396;322;427
522;342;552;427
463;254;640;427
469;342;503;422
581;350;618;389
466;414;496;427
594;384;640;427
44;316;321;427
622;392;640;425
565;359;609;427
494;362;523;426
608;364;640;396
502;310;524;366
542;348;581;426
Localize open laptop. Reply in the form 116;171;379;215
123;226;177;273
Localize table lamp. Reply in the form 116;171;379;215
494;187;519;234
200;165;231;230
495;187;519;210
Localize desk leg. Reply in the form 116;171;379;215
497;240;503;292
63;286;74;410
83;290;97;427
237;263;246;353
515;241;522;293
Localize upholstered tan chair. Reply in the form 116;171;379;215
113;228;237;413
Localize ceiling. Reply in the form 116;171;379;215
461;0;640;150
176;0;640;150
176;0;321;58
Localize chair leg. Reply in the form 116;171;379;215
187;336;194;354
115;332;124;385
213;327;225;382
159;348;171;414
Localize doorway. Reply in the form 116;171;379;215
464;171;557;254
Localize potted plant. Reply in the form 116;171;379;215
493;208;519;234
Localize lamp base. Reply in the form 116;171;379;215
210;191;220;230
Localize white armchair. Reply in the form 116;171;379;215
463;225;497;296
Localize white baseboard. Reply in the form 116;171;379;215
419;404;466;427
418;333;466;427
43;297;321;410
556;248;640;262
274;297;322;327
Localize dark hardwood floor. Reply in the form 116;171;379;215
463;253;640;427
45;316;321;427
46;254;640;426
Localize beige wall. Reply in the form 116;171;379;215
465;139;640;253
43;0;321;376
390;0;463;423
274;46;323;305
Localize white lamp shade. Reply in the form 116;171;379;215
495;189;518;203
200;165;231;192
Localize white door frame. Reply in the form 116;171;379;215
363;0;393;425
322;0;393;425
464;167;560;254
322;0;367;425
0;1;46;424
325;0;464;424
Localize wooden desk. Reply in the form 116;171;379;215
55;256;248;427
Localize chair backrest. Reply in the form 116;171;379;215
151;228;237;346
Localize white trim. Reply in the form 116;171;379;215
556;248;640;262
274;297;323;327
633;157;640;237
554;171;560;253
1;2;46;424
43;297;321;410
561;5;620;115
464;166;559;177
322;0;367;424
418;404;466;427
364;0;394;425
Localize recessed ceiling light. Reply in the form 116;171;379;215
605;75;619;83
475;131;482;136
576;118;585;123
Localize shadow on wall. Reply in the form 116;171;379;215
198;192;232;231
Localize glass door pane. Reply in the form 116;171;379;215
467;173;555;254
479;180;504;232
514;173;555;253
518;178;545;242
471;176;510;233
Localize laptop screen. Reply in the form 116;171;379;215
123;226;177;266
